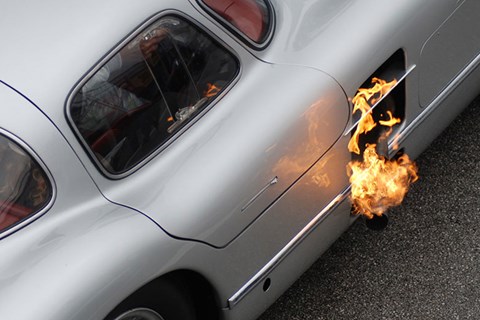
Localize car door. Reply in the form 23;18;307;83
419;0;480;107
67;10;351;248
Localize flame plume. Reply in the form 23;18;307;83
347;78;418;219
348;77;397;154
348;144;418;219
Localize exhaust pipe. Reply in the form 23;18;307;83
365;213;389;231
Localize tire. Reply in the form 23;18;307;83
112;308;165;320
105;277;197;320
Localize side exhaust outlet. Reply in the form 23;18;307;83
365;213;389;231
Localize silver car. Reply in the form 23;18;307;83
1;0;479;319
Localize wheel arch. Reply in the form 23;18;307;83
106;269;221;320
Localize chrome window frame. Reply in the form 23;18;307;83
0;128;56;240
195;0;276;50
65;10;241;180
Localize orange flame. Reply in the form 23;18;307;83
348;144;418;219
379;111;401;127
347;78;418;219
204;83;221;98
348;77;397;154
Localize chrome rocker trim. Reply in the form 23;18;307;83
227;53;480;309
228;185;351;309
390;53;480;152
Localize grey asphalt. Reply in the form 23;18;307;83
259;95;480;320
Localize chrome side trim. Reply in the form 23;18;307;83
228;185;351;309
226;53;480;309
65;10;242;180
0;128;57;240
343;64;416;136
390;53;480;151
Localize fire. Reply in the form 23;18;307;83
348;77;397;154
348;144;418;219
204;83;221;98
347;78;418;219
379;111;401;127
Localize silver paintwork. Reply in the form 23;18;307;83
0;0;479;320
419;0;480;107
228;185;351;308
391;52;480;156
241;176;279;212
90;61;350;248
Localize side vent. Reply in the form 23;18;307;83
345;49;414;160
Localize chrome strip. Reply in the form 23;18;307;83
65;10;242;180
0;129;57;239
390;53;480;151
227;52;480;309
343;64;416;136
228;185;351;308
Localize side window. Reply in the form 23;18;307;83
200;0;273;45
0;134;52;235
69;15;238;176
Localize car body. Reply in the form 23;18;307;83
1;0;480;319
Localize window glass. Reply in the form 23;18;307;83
201;0;272;44
70;16;238;175
0;134;52;234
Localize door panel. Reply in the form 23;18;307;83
96;61;350;247
420;0;480;107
